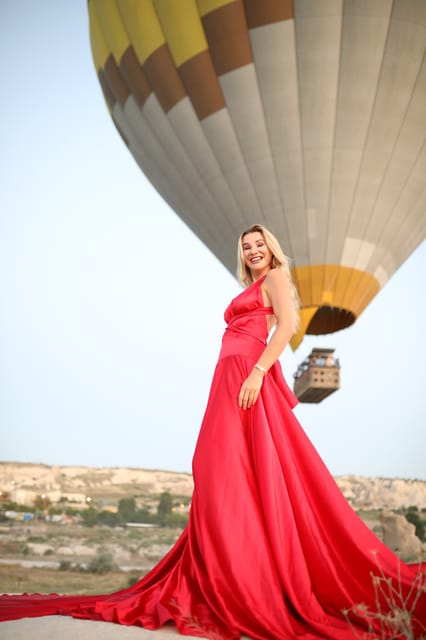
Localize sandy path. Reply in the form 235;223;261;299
0;616;201;639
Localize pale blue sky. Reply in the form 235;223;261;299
0;2;425;480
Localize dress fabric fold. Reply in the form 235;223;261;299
1;276;425;639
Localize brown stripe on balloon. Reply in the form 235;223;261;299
104;55;130;105
120;46;152;109
179;50;225;119
201;1;252;76
243;0;293;28
143;44;187;113
98;69;115;111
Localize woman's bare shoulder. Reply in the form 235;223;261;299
265;267;289;289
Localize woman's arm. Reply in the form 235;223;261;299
238;268;295;410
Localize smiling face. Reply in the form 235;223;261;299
241;231;273;280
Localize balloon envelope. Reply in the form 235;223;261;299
88;0;426;348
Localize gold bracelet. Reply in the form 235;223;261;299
254;363;266;375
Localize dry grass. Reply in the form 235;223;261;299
343;557;426;640
0;564;143;595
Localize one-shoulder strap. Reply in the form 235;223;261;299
256;274;272;312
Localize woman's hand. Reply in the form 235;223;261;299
238;369;264;410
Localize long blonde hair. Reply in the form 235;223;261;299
237;224;300;332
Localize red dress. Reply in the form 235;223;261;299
1;276;425;638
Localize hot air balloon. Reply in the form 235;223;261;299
87;0;426;349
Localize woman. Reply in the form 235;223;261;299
1;225;425;639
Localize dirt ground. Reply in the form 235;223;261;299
0;616;201;640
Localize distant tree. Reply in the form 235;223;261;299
81;507;99;527
0;501;18;512
134;507;154;524
34;495;51;511
97;510;121;527
157;492;173;526
118;497;137;523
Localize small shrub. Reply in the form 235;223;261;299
59;560;72;571
404;510;426;542
164;511;189;529
127;574;141;588
28;535;47;543
87;547;118;574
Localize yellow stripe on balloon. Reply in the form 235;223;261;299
310;265;326;305
88;1;111;71
118;0;166;65
289;264;380;350
94;0;129;63
342;270;379;317
197;0;237;17
154;0;208;67
293;265;379;314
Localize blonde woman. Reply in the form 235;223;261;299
235;223;299;410
1;225;425;639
